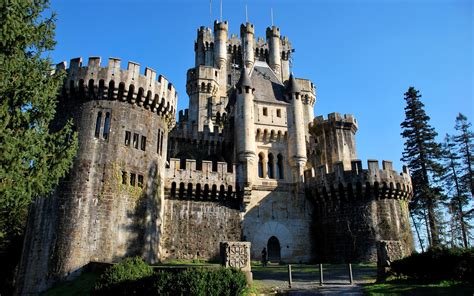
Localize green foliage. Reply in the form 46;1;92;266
390;248;474;282
0;0;78;243
400;86;443;248
93;264;248;296
94;257;153;291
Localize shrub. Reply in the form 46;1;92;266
93;257;153;291
390;248;474;282
93;262;248;296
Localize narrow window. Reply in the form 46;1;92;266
103;112;111;139
138;175;144;188
268;153;275;179
263;107;268;116
277;154;284;179
133;133;139;149
124;131;131;146
227;74;231;85
94;112;102;138
130;173;136;186
140;136;147;151
121;171;127;185
276;109;281;118
157;130;161;154
159;130;164;156
258;153;264;178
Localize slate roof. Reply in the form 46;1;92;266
249;61;287;103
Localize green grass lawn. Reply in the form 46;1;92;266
363;279;474;296
41;271;100;296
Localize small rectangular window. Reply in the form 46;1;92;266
103;112;111;139
130;173;136;186
121;171;127;185
157;130;161;154
94;112;102;138
133;133;139;149
138;175;144;188
276;109;281;118
227;74;231;85
159;131;164;156
140;136;147;151
125;131;131;146
263;107;268;116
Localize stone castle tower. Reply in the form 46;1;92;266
17;20;414;295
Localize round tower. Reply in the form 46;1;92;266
309;113;358;171
234;67;256;188
240;22;255;68
266;26;282;75
195;26;214;66
17;56;177;294
306;160;414;262
214;20;228;69
287;74;307;182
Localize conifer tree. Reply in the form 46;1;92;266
0;0;77;246
440;134;469;248
453;113;474;198
400;86;443;248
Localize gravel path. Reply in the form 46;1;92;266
252;264;375;295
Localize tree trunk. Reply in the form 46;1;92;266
426;195;440;248
410;210;424;252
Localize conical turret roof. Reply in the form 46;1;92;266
236;66;253;89
288;73;301;94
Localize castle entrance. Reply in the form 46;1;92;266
267;236;281;262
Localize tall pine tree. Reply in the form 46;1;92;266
400;86;443;248
0;0;78;246
453;113;474;198
440;134;469;248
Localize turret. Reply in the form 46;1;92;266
240;22;255;68
309;113;358;171
287;74;307;182
234;67;256;189
195;26;214;67
214;21;228;69
266;26;281;76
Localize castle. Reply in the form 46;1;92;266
17;20;414;294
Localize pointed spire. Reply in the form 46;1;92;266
236;66;253;89
288;73;301;94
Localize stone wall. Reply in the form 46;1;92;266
16;57;175;295
161;200;241;260
243;187;313;263
312;198;413;262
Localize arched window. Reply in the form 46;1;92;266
277;154;284;179
268;153;275;179
94;112;102;138
103;112;111;139
258;153;264;178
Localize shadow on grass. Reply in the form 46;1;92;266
41;272;100;296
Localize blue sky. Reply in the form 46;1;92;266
49;0;472;171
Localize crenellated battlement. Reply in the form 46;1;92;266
266;26;281;38
309;112;358;132
305;159;412;203
165;158;237;202
186;66;220;95
57;57;177;120
170;120;226;143
295;78;316;104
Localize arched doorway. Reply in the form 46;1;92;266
267;236;281;262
